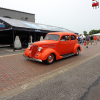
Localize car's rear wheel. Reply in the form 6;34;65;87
75;48;79;56
46;53;55;64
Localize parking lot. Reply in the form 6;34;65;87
0;43;100;94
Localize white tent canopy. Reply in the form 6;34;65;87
80;35;86;39
92;33;100;36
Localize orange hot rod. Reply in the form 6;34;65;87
23;32;82;64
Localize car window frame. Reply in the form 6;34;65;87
44;34;60;41
60;35;69;41
71;35;76;40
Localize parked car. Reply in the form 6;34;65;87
23;32;82;64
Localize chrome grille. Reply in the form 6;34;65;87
31;45;38;57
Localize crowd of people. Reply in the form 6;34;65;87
77;34;100;48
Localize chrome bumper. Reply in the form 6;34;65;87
23;54;42;62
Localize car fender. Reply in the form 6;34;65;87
24;48;32;57
73;44;82;54
40;48;63;61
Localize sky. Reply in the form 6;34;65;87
0;0;100;34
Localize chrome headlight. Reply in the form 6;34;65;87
38;47;42;51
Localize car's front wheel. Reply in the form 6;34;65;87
46;53;55;64
75;48;79;56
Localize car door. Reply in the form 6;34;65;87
70;35;77;52
57;35;71;55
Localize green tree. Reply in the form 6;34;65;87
83;31;87;36
89;29;100;35
96;29;100;33
89;30;96;35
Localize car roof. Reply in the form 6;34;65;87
47;32;76;36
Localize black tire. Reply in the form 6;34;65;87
75;48;79;56
46;53;55;64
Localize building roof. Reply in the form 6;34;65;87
0;16;78;34
0;7;35;15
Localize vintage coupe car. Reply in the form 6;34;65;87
23;32;82;64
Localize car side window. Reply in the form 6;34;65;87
61;36;69;41
71;35;76;40
65;36;69;40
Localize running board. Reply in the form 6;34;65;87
61;53;75;58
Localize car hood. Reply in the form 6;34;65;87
33;40;58;46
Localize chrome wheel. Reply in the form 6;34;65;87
46;54;55;64
75;48;79;56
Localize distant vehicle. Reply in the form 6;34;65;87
92;0;99;9
23;32;82;64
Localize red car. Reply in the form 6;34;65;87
92;2;99;7
23;32;82;64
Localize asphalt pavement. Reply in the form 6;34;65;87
5;53;100;100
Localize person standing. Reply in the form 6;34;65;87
85;34;90;48
90;35;93;45
81;36;84;45
78;35;80;44
94;35;97;44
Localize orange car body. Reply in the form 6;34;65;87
23;32;82;64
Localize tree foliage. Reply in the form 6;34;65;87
83;31;87;36
83;29;100;36
89;29;100;35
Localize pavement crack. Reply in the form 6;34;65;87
80;76;100;100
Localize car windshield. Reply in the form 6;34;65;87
45;34;60;41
